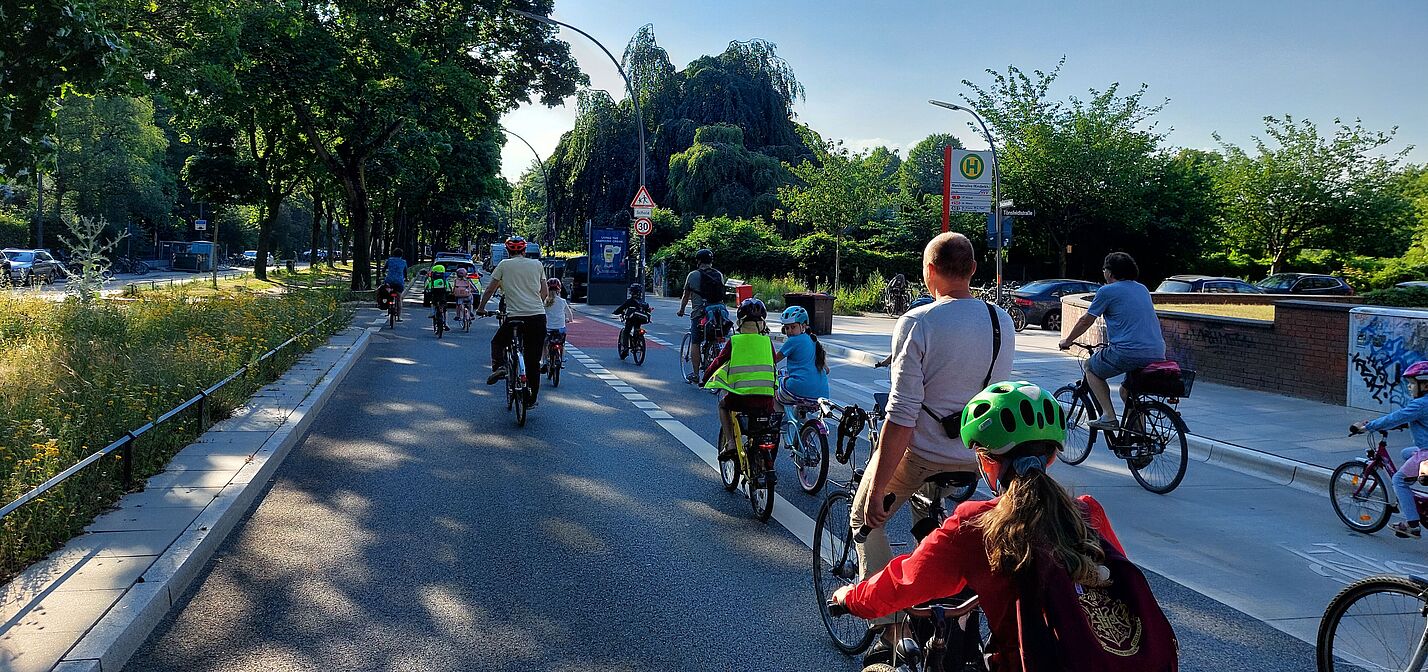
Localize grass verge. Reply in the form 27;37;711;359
1156;304;1275;321
0;289;351;580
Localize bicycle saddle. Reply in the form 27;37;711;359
925;471;979;489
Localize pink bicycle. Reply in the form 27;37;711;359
1330;428;1423;534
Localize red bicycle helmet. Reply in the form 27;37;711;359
505;236;527;256
1405;361;1428;380
547;277;563;292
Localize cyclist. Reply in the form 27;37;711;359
832;381;1169;671
543;278;574;372
849;232;1013;661
451;268;478;325
773;305;829;417
426;263;449;328
702;298;779;459
1352;360;1428;538
479;236;550;405
1058;251;1165;431
381;248;408;321
612;282;652;347
677;248;729;384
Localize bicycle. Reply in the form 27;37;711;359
680;307;730;383
431;302;448;339
1316;573;1428;672
1053;343;1191;494
717;409;781;522
481;309;533;427
883;284;915;317
778;390;831;495
546;331;565;388
1330;428;1421;534
617;308;651;366
827;594;990;672
972;283;1027;332
378;283;400;329
813;387;980;655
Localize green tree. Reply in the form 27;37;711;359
777;139;896;290
51;95;173;237
898;133;964;198
1215;115;1412;272
667;124;790;218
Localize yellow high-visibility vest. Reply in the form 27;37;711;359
705;333;776;396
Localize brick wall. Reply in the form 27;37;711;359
1062;298;1352;404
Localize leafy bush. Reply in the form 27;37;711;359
1340;250;1428;292
653;215;791;281
834;274;888;315
1361;286;1428;308
0;291;349;579
746;276;810;311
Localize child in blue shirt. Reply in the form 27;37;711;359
775;305;830;404
1353;361;1428;538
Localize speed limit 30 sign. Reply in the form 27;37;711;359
634;217;653;236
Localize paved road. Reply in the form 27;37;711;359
126;296;1365;670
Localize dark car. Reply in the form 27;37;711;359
1397;281;1428;289
560;255;589;302
1255;273;1354;296
1012;279;1102;331
1154;275;1264;294
3;248;64;285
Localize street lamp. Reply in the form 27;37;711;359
510;9;649;285
929;99;1004;303
500;125;556;247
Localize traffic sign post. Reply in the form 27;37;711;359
630;186;657;285
194;219;207;231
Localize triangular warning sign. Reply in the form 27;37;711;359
630;185;656;209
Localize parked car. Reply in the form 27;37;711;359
1395;281;1428;289
1255;273;1354;296
241;250;276;267
422;253;481;306
562;255;589;302
3;248;64;285
1154;275;1264;294
1012;279;1102;331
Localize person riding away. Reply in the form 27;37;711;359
382;248;408;321
451;268;477;324
774;305;830;418
703;299;779;460
1353;361;1428;538
850;232;1014;663
543;278;575;372
479;236;550;405
613;282;652;347
1058;252;1165;431
678;248;730;384
426;264;449;326
833;382;1177;672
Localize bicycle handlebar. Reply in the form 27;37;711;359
826;594;980;620
853;493;897;543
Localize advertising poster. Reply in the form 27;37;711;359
590;228;628;282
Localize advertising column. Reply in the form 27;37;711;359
587;227;630;305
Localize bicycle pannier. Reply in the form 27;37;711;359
1126;361;1193;398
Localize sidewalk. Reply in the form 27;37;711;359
0;326;371;672
640;295;1409;485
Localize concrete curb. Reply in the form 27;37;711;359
55;327;374;672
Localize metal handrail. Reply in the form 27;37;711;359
0;312;338;521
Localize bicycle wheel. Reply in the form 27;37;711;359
1317;574;1428;672
796;419;830;495
749;449;775;522
1008;305;1028;332
632;333;646;365
813;491;876;654
134;260;150;275
718;426;740;492
512;350;527;427
618;330;629;360
388;308;396;330
1125;400;1189;494
505;349;517;412
1053;385;1093;465
1330;460;1392;534
680;333;693;381
548;345;562;387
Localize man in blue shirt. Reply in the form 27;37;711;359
383;249;408;321
1059;252;1165;430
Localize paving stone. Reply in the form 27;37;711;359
142;470;234;490
84;506;204;533
2;588;124;634
0;629;76;672
59;529;180;559
62;581;171;672
52;659;101;672
188;431;271;449
163;451;253;472
49;557;152;594
117;486;222;509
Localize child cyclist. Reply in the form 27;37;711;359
1353;361;1428;538
451;268;478;328
834;381;1177;671
543;278;575;371
703;299;779;460
774;305;830;424
426;264;449;328
612;282;653;348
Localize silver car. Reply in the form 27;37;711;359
3;248;63;284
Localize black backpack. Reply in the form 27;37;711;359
694;268;727;304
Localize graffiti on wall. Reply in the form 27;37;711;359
1347;309;1428;412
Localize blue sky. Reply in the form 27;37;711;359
499;0;1428;182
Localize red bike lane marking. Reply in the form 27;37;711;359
565;317;666;350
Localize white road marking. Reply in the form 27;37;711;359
623;393;648;400
834;378;881;395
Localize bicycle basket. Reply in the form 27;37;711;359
1127;362;1195;398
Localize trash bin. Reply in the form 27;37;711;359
733;283;753;303
286;259;296;273
783;292;834;335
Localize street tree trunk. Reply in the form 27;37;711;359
326;206;336;268
310;197;323;279
254;192;283;282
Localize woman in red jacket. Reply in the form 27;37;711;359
832;381;1134;670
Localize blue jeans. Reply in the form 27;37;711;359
1393;447;1424;524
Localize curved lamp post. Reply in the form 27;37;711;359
510;9;649;285
500;125;555;247
929;99;1004;303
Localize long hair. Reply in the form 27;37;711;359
807;331;828;373
971;442;1108;586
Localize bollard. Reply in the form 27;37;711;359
197;393;209;431
120;435;134;488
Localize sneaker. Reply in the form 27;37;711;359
539;363;549;374
718;445;737;461
685;372;700;385
1392;522;1421;538
1088;416;1121;431
861;639;894;667
486;368;507;385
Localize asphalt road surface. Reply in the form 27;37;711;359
127;296;1360;671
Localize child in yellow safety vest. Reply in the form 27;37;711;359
703;298;779;459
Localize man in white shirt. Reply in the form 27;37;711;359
850;232;1015;635
479;236;550;404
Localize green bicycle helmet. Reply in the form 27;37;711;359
959;381;1065;455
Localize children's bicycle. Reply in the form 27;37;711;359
431;304;447;339
617;309;650;366
1054;343;1192;494
717;410;780;522
1330;428;1421;534
546;331;565;388
778;390;831;496
1317;573;1428;671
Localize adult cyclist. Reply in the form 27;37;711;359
479;236;550;405
677;248;730;384
382;248;408;321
